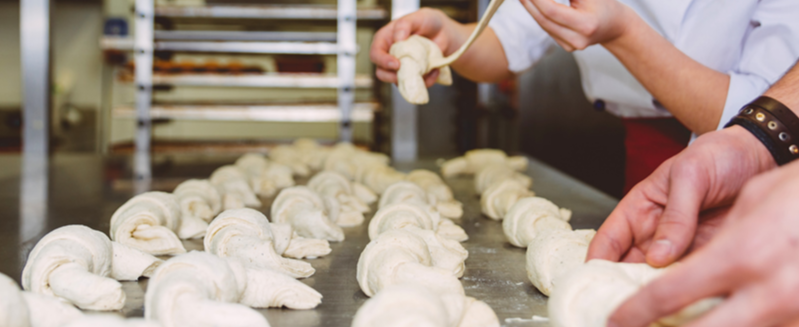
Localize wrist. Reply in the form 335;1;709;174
599;4;639;50
725;125;778;171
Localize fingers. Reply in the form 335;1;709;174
680;288;770;327
645;160;708;267
586;198;638;262
526;0;590;33
520;0;589;50
609;239;738;327
370;22;400;71
620;246;647;263
375;68;398;84
423;69;440;87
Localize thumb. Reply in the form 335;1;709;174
646;162;708;267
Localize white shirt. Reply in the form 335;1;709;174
489;0;799;129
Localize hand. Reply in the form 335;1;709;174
609;161;799;327
370;8;459;86
587;126;776;267
519;0;631;51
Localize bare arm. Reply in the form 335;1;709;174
370;8;513;85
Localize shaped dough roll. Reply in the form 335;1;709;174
22;225;125;310
271;186;345;242
357;229;467;298
352;284;450;327
502;197;572;248
389;35;453;105
210;165;263;210
308;171;370;227
173;179;222;223
480;180;535;220
22;292;85;327
235;153;295;197
292;138;330;171
525;229;595;296
110;192;187;255
548;260;720;327
270;145;311;177
370;202;467;242
474;164;532;194
0;273;30;327
361;165;407;195
145;252;270;327
441;149;528;177
406;169;463;219
204;208;319;278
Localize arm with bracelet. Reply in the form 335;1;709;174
587;61;799;268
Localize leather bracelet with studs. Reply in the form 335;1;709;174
725;96;799;166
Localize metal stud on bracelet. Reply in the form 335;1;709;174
727;96;799;166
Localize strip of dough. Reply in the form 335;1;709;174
389;35;453;105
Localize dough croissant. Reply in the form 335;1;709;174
110;192;187;255
549;260;721;327
357;229;468;298
146;251;321;327
1;273;86;327
235;153;295;197
475;163;533;194
271;186;345;242
352;283;499;327
480;179;535;220
270;145;311;177
389;35;453;105
204;208;325;278
23;225;132;310
526;229;596;296
308;171;372;227
173;179;222;224
502;197;572;248
441;149;528;177
292;138;330;171
406;169;463;219
360;164;406;195
377;183;468;242
210;165;263;210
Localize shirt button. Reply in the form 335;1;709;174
593;99;606;111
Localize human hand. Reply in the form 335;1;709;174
608;160;799;327
587;126;777;267
519;0;631;51
370;8;460;86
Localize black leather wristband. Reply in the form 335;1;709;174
725;96;799;166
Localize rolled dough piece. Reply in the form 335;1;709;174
173;179;222;223
526;229;595;296
235;153;295;197
22;225;125;310
352;284;450;327
360;165;407;195
308;171;370;227
270;145;311;177
406;169;463;219
0;273;30;327
292;138;330;171
389;35;453;105
549;260;721;327
440;149;528;177
204;208;318;278
210;165;263;209
502;197;572;248
60;315;161;327
480;180;535;220
109;192;187;255
271;186;345;242
474;164;533;194
144;252;270;327
22;292;84;327
109;241;162;281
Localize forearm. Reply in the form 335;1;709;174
602;7;729;134
764;61;799;111
446;23;514;83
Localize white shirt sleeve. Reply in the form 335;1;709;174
716;0;799;130
487;0;557;73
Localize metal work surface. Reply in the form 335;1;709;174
0;154;617;326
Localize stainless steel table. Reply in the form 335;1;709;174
0;154;617;327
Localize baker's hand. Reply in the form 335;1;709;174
370;8;460;86
519;0;630;51
587;126;776;267
608;161;799;327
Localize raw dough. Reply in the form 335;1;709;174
475;164;533;194
352;283;500;327
173;179;222;223
109;241;163;281
548;260;721;327
406;169;463;219
22;225;125;310
389;35;453;105
60;315;161;327
480;180;535;220
372;200;467;242
270;145;312;177
292;138;330;171
235;153;295;197
526;229;595;296
441;149;528;177
308;171;371;227
271;186;345;242
502;197;572;248
0;273;30;327
22;292;85;327
109;192;187;255
204;208;323;278
324;143;390;182
360;164;407;195
210;165;263;210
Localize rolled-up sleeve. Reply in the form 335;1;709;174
487;0;557;73
716;0;799;130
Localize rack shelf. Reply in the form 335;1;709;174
113;102;378;122
151;73;373;88
154;4;387;20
